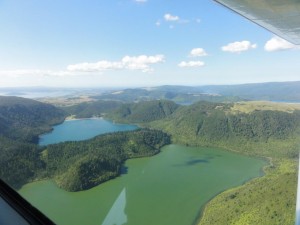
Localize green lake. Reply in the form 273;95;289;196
20;144;266;225
19;119;267;225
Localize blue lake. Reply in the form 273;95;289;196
39;118;138;145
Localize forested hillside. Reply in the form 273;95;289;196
44;129;170;191
62;100;123;118
109;100;179;123
0;136;44;189
147;101;300;158
0;96;66;142
0;96;66;188
62;99;179;122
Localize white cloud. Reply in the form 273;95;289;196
67;61;123;72
264;36;300;52
221;41;257;53
122;55;164;72
159;13;189;27
178;61;205;68
155;20;161;26
0;55;165;80
190;48;207;57
164;13;179;21
196;18;201;23
135;0;147;2
67;55;165;73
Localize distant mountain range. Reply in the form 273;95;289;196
198;81;300;102
94;81;300;103
1;81;299;103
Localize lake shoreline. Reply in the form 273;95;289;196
196;156;297;224
193;144;273;225
194;159;270;225
64;115;103;121
38;117;138;146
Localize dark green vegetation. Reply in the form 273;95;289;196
109;100;179;123
0;96;66;142
198;159;297;225
63;99;179;122
62;99;179;124
0;136;44;189
148;101;300;158
43;129;170;191
62;100;123;118
0;96;66;189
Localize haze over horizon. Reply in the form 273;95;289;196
0;80;298;90
1;0;300;88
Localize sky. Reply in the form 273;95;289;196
0;0;300;88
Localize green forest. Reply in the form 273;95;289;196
146;101;300;158
62;100;123;118
0;96;66;142
109;100;179;123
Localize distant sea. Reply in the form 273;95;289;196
0;87;123;99
0;91;75;99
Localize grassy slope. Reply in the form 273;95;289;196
230;101;300;114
